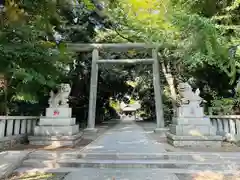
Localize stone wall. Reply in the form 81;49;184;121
0;116;39;151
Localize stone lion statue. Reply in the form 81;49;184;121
177;82;202;106
48;83;71;108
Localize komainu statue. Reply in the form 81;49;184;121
48;83;71;108
177;82;202;106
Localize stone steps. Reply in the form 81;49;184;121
27;150;80;160
13;151;240;179
0;151;30;179
14;167;240;175
21;157;239;170
78;152;240;160
0;151;8;158
27;151;240;161
18;151;240;168
14;167;240;180
79;151;240;156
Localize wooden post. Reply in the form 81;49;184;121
152;48;165;128
87;48;99;130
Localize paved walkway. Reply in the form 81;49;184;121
81;120;166;154
11;120;240;180
64;120;178;180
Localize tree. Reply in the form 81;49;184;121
0;0;72;115
94;0;240;119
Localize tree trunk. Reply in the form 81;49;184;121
0;73;8;115
161;62;177;116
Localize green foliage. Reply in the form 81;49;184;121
109;99;120;111
95;0;240;119
211;98;234;115
1;0;240;120
211;86;240;115
103;0;239;79
0;0;72;115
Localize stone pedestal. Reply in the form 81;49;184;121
154;128;169;137
29;107;82;147
84;128;99;133
167;106;222;148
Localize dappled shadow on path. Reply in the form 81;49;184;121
6;172;55;180
191;172;240;180
5;138;93;151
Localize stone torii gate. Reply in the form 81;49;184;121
68;43;165;132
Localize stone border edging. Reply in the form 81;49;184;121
0;150;33;179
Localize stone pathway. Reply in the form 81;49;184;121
10;120;240;180
63;120;178;180
80;121;166;154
